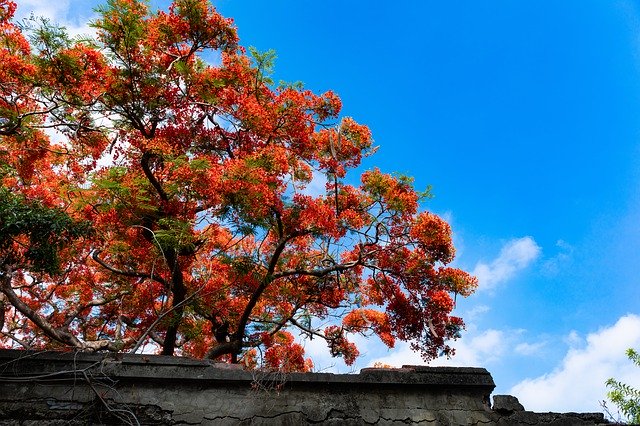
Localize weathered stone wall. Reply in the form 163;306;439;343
0;349;610;425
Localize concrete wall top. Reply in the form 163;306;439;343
0;349;611;425
0;348;495;390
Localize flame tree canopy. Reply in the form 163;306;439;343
0;0;477;370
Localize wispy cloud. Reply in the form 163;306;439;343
511;314;640;413
473;237;541;291
464;304;491;323
514;341;547;356
15;0;71;21
541;239;574;277
15;0;97;38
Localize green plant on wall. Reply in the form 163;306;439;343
606;348;640;424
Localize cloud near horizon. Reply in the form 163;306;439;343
511;314;640;414
364;237;542;370
368;328;507;369
473;236;541;291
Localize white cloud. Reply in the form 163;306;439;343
298;321;369;374
464;304;491;323
514;341;547;356
300;171;328;198
368;329;507;369
511;314;640;414
301;333;340;373
564;330;583;347
15;0;71;22
15;0;96;38
473;236;541;291
541;239;574;277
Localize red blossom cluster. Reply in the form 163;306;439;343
0;0;477;370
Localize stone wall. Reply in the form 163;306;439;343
0;349;610;425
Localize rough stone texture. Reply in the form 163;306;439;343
0;349;611;425
493;394;525;414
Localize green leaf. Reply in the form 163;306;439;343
606;348;640;424
0;188;92;274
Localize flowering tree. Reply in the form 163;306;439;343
0;0;477;370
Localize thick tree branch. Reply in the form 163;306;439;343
205;340;242;360
141;151;169;202
232;231;311;354
130;285;202;354
1;266;130;352
160;249;186;355
1;266;82;348
206;230;312;362
272;260;360;279
92;250;168;288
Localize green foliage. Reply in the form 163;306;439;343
25;15;72;56
91;167;155;215
392;173;433;201
0;189;92;274
155;217;197;253
93;0;148;53
606;348;640;424
248;46;276;86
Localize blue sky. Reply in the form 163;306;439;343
14;0;640;414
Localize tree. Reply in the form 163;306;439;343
606;348;640;424
0;0;477;370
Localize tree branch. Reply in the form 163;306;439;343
130;285;202;354
272;260;360;279
140;151;169;202
63;293;128;327
289;317;329;341
1;266;134;352
232;231;311;351
1;266;82;348
0;330;31;349
92;250;168;288
205;340;242;360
